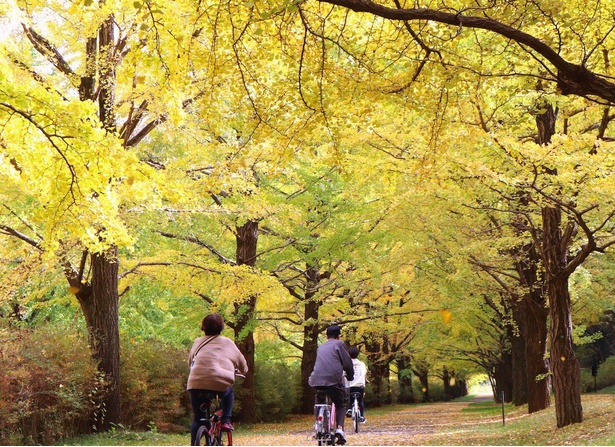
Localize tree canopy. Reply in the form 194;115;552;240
1;0;615;433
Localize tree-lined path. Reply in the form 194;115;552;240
3;0;615;443
231;393;614;446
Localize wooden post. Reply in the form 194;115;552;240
501;391;506;426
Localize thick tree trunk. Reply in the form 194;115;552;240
75;248;121;429
234;221;259;423
542;207;583;427
451;375;467;399
365;339;390;406
367;359;390;406
525;295;551;413
413;368;430;402
442;368;451;401
548;276;583;427
71;14;122;430
514;243;550;412
493;350;513;403
510;299;528;406
300;299;320;414
396;356;414;404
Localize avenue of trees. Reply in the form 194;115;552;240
1;0;615;441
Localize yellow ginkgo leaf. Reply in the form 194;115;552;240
440;309;453;323
67;286;80;295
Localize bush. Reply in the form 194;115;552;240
120;338;191;433
580;355;615;392
253;360;300;422
0;322;101;445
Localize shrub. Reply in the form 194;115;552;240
253;360;301;421
120;338;191;433
580;355;615;392
0;322;100;445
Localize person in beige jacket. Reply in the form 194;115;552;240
187;314;248;445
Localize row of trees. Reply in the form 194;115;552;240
1;0;614;432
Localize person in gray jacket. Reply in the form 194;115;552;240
308;324;354;445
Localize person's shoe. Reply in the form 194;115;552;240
346;409;352;418
359;416;366;423
335;428;347;445
220;420;234;431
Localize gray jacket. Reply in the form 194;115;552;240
308;338;355;387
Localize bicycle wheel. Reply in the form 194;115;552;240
195;424;211;446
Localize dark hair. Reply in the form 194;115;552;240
201;313;225;335
326;324;341;338
348;346;360;359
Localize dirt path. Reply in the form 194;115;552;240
237;394;501;445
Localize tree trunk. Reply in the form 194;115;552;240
525;294;551;413
364;339;390;406
451;375;467;399
442;368;451;401
542;206;583;427
514;243;550;412
548;275;583;427
234;221;259;423
300;299;320;414
510;296;528;406
493;349;513;403
396;356;414;404
71;13;122;430
413;368;430;403
367;359;390;406
75;248;121;429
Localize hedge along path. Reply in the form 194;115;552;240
234;394;615;445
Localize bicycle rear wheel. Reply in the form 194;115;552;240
195;425;211;446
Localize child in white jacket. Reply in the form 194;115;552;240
346;346;367;422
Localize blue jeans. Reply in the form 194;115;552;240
188;387;234;445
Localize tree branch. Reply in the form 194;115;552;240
315;0;615;104
156;231;236;265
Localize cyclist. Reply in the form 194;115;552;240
346;346;367;423
187;313;248;446
309;324;354;445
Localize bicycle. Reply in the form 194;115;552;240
194;393;232;446
349;391;361;434
194;374;245;446
314;389;344;445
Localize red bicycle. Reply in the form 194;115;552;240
194;394;233;446
194;374;245;446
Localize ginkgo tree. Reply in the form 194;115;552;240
0;0;275;426
240;0;615;427
3;0;615;435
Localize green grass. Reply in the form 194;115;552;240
60;393;615;446
461;400;513;416
61;429;186;446
597;384;615;394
